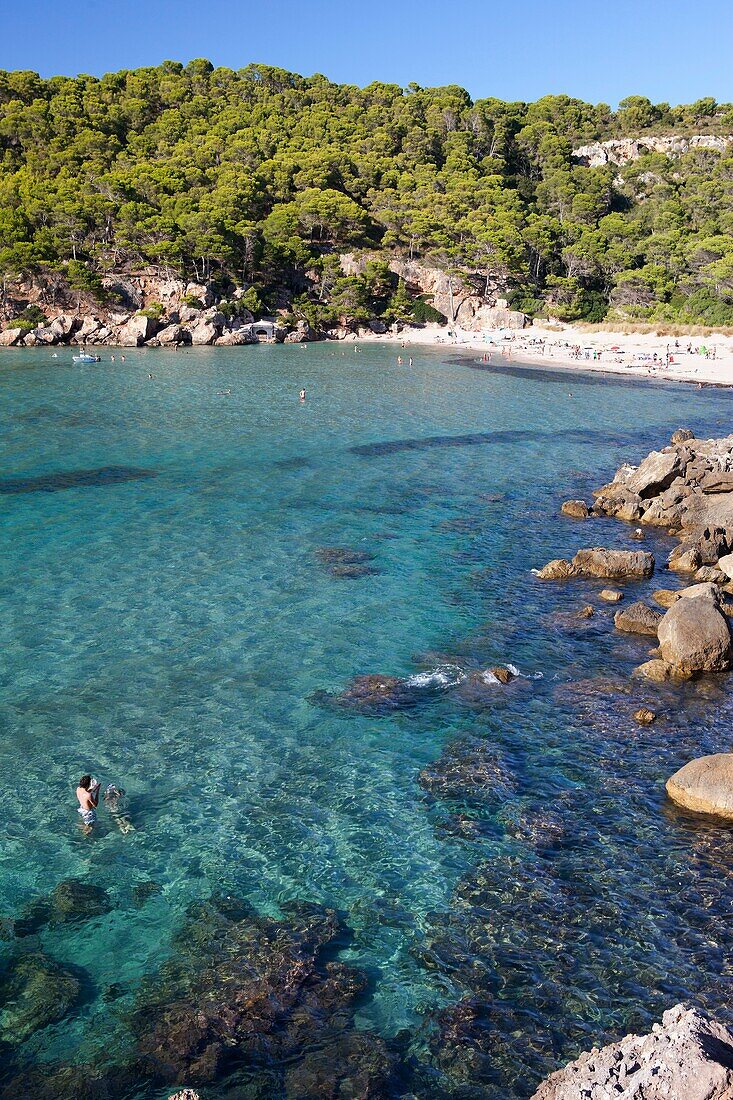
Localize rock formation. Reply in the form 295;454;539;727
572;134;733;168
531;1003;733;1099
666;753;733;819
536;548;654;581
614;601;663;636
657;592;732;674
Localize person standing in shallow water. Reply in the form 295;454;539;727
76;774;99;833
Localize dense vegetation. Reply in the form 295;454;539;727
1;60;733;325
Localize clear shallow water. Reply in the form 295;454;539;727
1;343;732;1096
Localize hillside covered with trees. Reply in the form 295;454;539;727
1;59;733;328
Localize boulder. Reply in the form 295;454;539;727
490;666;515;684
561;500;589;519
614;601;663;636
117;315;157;346
657;594;732;674
600;589;623;602
284;319;318;343
716;552;733;580
695;565;727;584
666;753;733;819
157;324;185;346
30;325;59;345
190;320;218;345
49;315;77;340
633;707;656;724
677;581;723;601
579;605;594;618
531;1004;733;1100
0;327;23;346
535;558;575;580
572;547;654;579
626;449;681;498
668;548;702;573
671;428;695;444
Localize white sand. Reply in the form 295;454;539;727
357;323;733;387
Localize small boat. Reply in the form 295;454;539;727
72;353;101;363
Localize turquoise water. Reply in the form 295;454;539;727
1;343;733;1096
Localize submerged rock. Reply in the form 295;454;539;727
0;952;81;1043
418;736;516;804
284;1031;396;1099
614;601;663;636
328;674;411;712
653;588;681;609
666;753;733;819
132;895;369;1086
531;1004;733;1100
14;878;113;936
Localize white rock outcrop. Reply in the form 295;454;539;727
532;1003;733;1099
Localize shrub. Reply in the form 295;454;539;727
7;304;47;330
137;301;165;319
411;297;446;324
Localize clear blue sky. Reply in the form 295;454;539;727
2;0;732;107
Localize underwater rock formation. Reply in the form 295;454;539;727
0;952;81;1043
13;879;113;936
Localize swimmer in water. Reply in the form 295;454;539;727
76;774;100;834
104;784;135;834
299;388;306;401
397;356;403;365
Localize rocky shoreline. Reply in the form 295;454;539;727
536;427;733;819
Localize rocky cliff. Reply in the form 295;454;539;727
572;134;733;167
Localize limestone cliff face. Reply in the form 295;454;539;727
340;252;524;330
572;134;733;167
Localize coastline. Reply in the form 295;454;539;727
356;323;733;387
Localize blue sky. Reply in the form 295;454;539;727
2;0;732;107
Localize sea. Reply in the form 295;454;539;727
1;342;732;1097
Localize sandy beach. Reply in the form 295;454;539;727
358;323;733;387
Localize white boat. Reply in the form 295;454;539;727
72;353;101;363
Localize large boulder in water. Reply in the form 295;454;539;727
535;558;575;580
657;593;732;673
614;601;663;636
572;547;654;579
531;1004;733;1100
666;753;733;819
